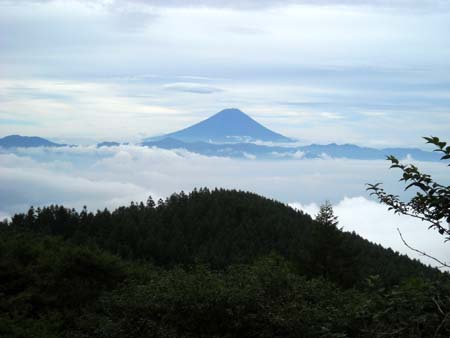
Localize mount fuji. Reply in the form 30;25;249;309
144;108;293;143
141;108;439;161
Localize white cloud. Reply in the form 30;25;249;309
116;0;447;10
7;0;446;12
1;145;449;268
291;197;450;269
270;150;305;159
0;151;150;213
320;112;345;120
163;82;224;94
242;152;256;160
0;210;10;221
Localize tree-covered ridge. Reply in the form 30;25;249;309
2;188;441;288
0;228;449;338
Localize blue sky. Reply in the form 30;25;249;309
0;0;449;146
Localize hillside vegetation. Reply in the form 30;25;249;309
1;188;449;337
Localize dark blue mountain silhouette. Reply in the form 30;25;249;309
144;108;293;143
0;135;66;148
143;138;440;161
97;141;121;148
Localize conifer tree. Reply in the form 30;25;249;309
315;201;339;228
146;196;156;208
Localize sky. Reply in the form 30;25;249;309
0;0;449;146
0;0;449;267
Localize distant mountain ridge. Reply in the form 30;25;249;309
0;135;66;148
139;108;440;160
144;108;294;143
143;138;440;161
1;109;440;162
0;134;439;162
97;141;121;148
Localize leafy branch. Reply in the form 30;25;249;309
367;136;450;241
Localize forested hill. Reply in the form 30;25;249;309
1;188;450;338
2;188;439;287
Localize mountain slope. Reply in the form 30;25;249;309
5;188;439;288
2;222;448;338
145;108;293;143
0;135;65;148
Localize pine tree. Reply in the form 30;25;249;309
146;196;156;208
315;201;338;228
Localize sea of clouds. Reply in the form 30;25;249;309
0;145;448;267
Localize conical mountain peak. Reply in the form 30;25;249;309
216;108;245;115
145;108;293;143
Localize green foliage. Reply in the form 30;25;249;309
367;136;450;240
359;277;450;337
1;189;449;337
3;188;439;288
1;226;450;337
316;200;339;228
72;254;361;338
0;229;126;338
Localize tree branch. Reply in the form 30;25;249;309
434;313;450;338
396;228;450;269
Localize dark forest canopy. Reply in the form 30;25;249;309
1;188;449;337
1;188;440;287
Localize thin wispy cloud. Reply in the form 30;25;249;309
163;82;224;94
320;112;345;120
5;0;447;11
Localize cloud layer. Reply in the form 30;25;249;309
2;0;448;10
163;82;224;94
291;197;449;268
1;145;449;267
